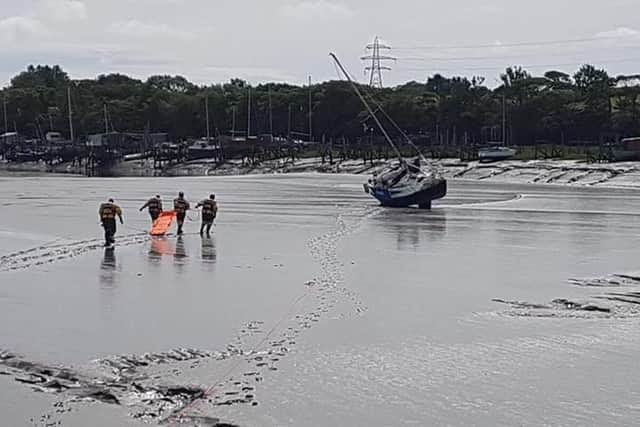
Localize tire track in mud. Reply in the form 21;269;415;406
2;206;378;426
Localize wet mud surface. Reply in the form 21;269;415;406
491;273;640;319
1;176;375;425
3;175;640;426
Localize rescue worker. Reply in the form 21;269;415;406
99;198;124;246
195;194;218;236
173;191;190;235
139;194;163;222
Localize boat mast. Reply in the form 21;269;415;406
501;93;506;145
247;87;251;138
205;94;210;142
3;95;8;134
268;85;273;138
329;53;403;161
67;86;74;142
287;104;292;140
231;106;236;138
103;103;109;134
308;75;312;142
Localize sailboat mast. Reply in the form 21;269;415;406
502;93;506;145
268;86;273;137
308;75;312;142
67;87;74;142
247;87;251;138
205;94;210;142
231;106;236;138
287;104;292;140
329;53;402;161
103;103;108;134
2;95;7;134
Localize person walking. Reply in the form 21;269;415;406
195;194;218;236
139;194;163;223
173;192;190;235
99;198;124;247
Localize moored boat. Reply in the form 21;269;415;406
478;145;516;162
187;138;220;160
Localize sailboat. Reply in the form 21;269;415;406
330;53;446;209
187;95;220;160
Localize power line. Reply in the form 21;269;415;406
395;56;640;73
397;44;640;62
394;35;636;51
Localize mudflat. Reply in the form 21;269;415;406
1;174;640;426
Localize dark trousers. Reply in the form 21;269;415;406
200;214;215;235
102;218;117;245
149;211;160;222
176;213;186;234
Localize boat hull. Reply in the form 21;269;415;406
365;179;447;209
478;147;516;162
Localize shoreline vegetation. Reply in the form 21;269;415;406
3;156;640;189
2;64;640;188
2;64;639;159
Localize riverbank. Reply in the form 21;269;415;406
0;160;83;176
3;157;640;188
134;157;640;189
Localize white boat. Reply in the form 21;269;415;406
478;146;516;162
187;138;220;160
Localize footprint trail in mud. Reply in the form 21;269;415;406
3;206;378;426
0;232;149;272
168;207;376;422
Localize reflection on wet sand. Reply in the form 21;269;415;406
174;236;188;270
201;236;217;264
149;236;214;269
99;248;116;286
148;237;173;264
373;208;448;250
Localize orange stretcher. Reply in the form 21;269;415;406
150;211;176;236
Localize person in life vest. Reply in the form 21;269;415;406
99;198;124;246
173;191;190;235
139;194;163;222
195;194;218;236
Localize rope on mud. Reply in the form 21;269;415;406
123;223;151;235
166;209;370;424
166;273;316;425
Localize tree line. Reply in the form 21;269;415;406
2;64;639;146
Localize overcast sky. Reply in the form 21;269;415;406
1;0;639;88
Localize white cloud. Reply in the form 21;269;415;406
595;27;640;39
281;0;354;20
0;16;46;43
108;20;195;41
38;0;88;22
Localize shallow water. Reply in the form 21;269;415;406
1;174;640;426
